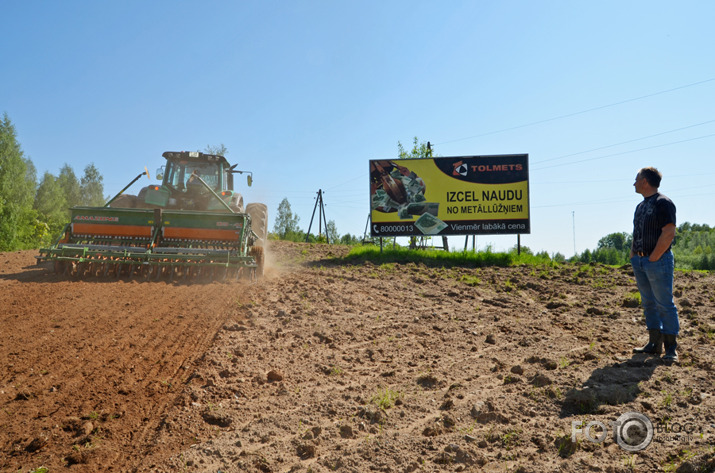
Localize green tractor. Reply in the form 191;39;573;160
38;151;268;280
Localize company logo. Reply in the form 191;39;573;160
74;215;119;222
452;160;469;177
215;221;243;229
434;154;528;185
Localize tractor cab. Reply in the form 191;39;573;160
140;151;249;212
158;151;227;193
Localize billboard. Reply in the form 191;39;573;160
370;154;529;237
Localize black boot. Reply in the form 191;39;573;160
633;329;663;355
663;334;678;362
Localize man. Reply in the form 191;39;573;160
630;167;679;362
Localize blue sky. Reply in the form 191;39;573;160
2;1;714;256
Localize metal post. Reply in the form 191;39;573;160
318;190;323;237
363;214;371;243
305;190;321;242
104;171;147;207
319;190;330;244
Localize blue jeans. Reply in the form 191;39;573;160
630;250;679;336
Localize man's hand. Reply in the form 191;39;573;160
648;223;676;262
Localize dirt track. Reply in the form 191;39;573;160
1;241;714;472
0;250;248;471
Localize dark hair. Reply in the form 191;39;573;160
639;167;662;188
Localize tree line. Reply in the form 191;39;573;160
271;197;362;245
272;191;715;270
3;117;713;270
575;224;715;270
0;113;104;250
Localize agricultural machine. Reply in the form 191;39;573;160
37;151;268;281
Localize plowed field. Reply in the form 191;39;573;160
1;241;713;472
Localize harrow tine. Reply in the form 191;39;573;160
68;261;78;279
91;261;100;278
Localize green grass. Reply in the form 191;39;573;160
661;391;673;408
459;274;481;286
371;388;402;410
501;428;521;449
343;246;558;268
624;291;641;306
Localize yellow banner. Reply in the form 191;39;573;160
369;155;529;236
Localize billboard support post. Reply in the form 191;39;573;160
517;234;521;255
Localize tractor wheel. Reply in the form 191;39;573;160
54;261;66;274
246;203;268;245
229;193;245;213
249;245;264;278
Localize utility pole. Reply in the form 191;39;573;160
305;189;330;243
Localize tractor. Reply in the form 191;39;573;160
38;151;268;280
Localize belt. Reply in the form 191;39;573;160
636;251;649;257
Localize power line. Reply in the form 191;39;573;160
323;172;368;192
536;171;715;186
533;186;715;209
532;118;715;165
533;196;634;209
532;132;715;171
435;77;715;146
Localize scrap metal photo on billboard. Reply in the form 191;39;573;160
370;154;530;237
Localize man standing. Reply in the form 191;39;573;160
630;167;679;362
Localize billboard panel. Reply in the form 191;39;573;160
370;154;529;237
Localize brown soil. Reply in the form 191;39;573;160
1;241;713;473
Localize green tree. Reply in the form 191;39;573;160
340;233;361;245
397;137;434;159
57;164;82;209
203;144;228;156
597;232;631;252
273;197;301;238
673;221;715;270
80;163;105;206
35;171;68;224
578;248;593;263
326;219;339;243
0;113;37;250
